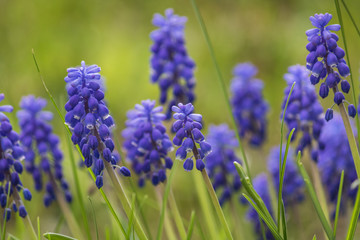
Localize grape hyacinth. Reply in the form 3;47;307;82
206;124;241;206
17;95;72;207
282;65;324;161
267;146;304;206
64;61;130;189
306;13;355;118
246;173;274;240
150;9;196;119
0;93;31;220
230;63;268;146
172;103;211;171
122;100;173;187
317;113;357;216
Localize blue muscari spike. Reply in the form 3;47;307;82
0;93;31;220
245;174;274;240
267;146;305;206
17;95;72;206
282;65;324;161
206;124;242;206
171;103;210;172
150;9;196;119
318;113;357;218
306;13;352;112
64;61;130;189
122;100;173;187
230;63;268;147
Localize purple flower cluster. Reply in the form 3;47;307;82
230;63;268;146
122;100;173;187
64;61;130;189
306;13;355;119
150;9;196;119
282;65;324;161
17;95;72;207
0;94;31;220
246;174;274;240
267;146;304;206
206;124;241;206
172;103;211;171
318;113;357;216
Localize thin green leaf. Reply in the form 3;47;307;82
53;216;64;233
127;194;136;239
280;201;287;240
278;82;296;230
190;0;251;179
32;50;128;239
7;234;20;240
242;194;283;240
195;220;206;240
156;159;179;240
88;197;99;240
186;211;196;240
37;217;41;240
340;0;360;38
313;235;317;240
296;151;333;239
43;233;78;240
333;170;344;239
346;185;360;239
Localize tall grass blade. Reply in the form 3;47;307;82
333;171;344;239
280;201;287;240
37;217;41;240
295;151;333;239
43;233;77;240
190;0;251;179
127;194;136;239
340;0;360;38
32;50;128;239
186;211;196;240
88;197;99;240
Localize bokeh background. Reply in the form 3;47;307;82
1;0;360;239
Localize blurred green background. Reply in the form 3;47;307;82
1;0;360;239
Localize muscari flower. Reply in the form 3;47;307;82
17;95;72;207
318;113;357;217
150;9;196;119
282;65;324;161
122;100;173;187
64;61;130;189
206;124;241;206
172;103;211;171
246;173;274;240
267;146;304;206
230;63;268;146
306;13;355;118
0;93;31;220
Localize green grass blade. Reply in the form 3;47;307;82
65;129;91;240
313;235;317;240
340;0;360;38
127;194;136;239
43;233;78;240
88;197;99;240
195;220;206;240
168;190;187;239
242;194;283;240
234;162;277;230
37;217;41;240
190;0;251;179
54;216;64;233
333;170;344;239
156;159;179;240
7;234;20;240
346;188;360;240
186;211;196;240
295;151;333;239
278;82;296;230
333;0;360;148
280;201;287;240
32;50;127;239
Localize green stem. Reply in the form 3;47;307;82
168;189;187;239
346;188;360;240
103;160;148;240
340;0;360;38
190;0;251;179
155;187;177;240
201;169;233;240
337;101;360;177
65;136;91;240
25;215;38;240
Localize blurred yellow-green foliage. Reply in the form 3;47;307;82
1;0;360;239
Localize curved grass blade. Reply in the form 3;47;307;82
186;211;196;240
280;201;287;240
7;234;20;240
32;50;127;239
44;233;77;240
190;0;251;179
333;170;344;239
242;194;283;240
88;197;99;240
127;194;136;238
295;151;333;240
340;0;360;38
